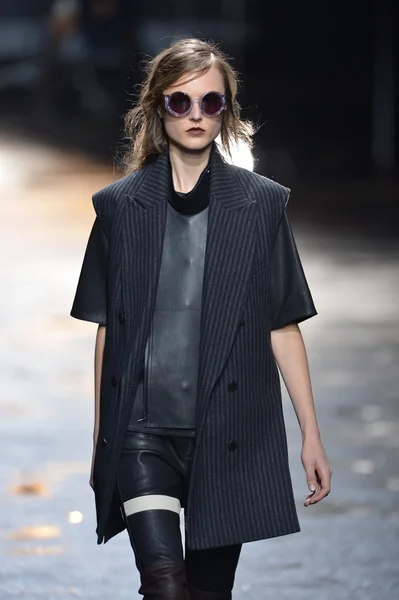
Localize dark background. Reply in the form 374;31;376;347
0;0;397;235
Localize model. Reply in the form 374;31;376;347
70;37;333;600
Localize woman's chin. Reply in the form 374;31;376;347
170;136;214;154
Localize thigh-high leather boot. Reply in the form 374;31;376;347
138;559;190;600
187;586;232;600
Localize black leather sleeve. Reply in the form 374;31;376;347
70;217;108;325
270;210;317;330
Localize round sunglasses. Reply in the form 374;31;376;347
162;91;226;118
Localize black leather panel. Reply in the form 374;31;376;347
127;203;209;431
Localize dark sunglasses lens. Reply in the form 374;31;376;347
202;92;223;115
168;92;191;115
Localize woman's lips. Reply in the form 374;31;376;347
186;128;205;135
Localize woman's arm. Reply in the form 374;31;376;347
94;324;106;444
91;324;106;487
271;323;332;506
271;323;319;437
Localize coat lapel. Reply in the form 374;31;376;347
195;151;258;438
118;150;258;439
117;155;170;382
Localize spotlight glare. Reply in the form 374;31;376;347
68;511;83;524
216;136;254;172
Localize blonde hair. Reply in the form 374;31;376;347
121;38;254;173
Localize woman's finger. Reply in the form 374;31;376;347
308;466;331;503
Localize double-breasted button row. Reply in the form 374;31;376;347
228;380;238;391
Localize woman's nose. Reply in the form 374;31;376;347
189;100;202;120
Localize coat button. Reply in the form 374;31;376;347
118;311;125;323
111;375;118;387
228;380;237;391
102;437;108;445
228;440;237;451
239;318;245;327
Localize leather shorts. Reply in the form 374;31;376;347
116;431;196;570
116;431;242;592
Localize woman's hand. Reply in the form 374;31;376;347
301;434;333;506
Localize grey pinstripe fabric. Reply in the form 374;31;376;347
88;148;302;550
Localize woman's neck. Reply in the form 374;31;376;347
168;142;212;193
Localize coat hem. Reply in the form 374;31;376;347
185;523;301;551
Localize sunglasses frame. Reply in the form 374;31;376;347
162;91;226;118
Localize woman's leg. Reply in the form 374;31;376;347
116;431;192;599
185;543;242;599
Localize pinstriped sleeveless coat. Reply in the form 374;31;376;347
91;149;301;550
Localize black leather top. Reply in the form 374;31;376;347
126;163;211;436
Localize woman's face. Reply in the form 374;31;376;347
161;66;225;153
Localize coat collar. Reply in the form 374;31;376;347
130;144;250;213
